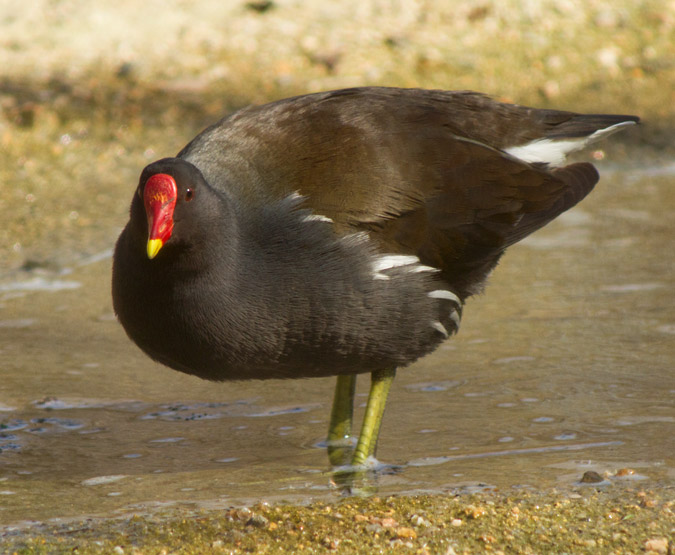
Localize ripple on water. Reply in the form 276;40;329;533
140;401;232;421
408;441;624;468
0;433;22;453
600;282;665;293
405;380;462;392
149;437;185;443
549;460;653;486
0;277;81;293
25;417;86;435
614;416;675;426
32;397;148;411
0;413;91;454
0;419;27;432
137;400;319;421
532;417;555;423
247;405;321;417
81;475;127;486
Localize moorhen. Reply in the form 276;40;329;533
112;87;638;467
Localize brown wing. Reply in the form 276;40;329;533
180;87;599;298
362;144;598;297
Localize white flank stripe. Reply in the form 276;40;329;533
372;255;417;280
431;321;449;337
505;138;585;166
372;255;420;272
302;213;333;223
373;254;440;280
409;264;438;274
372;254;438;280
428;289;461;305
504;121;637;167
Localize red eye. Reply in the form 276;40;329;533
185;188;194;202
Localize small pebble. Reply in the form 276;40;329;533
390;539;414;548
245;514;269;528
410;514;431;527
644;538;669;554
464;505;487;518
395;526;417;539
579;470;604;483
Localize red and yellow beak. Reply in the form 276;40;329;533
143;173;178;259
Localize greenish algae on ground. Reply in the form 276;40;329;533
2;487;673;554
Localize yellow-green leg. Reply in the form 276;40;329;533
327;374;357;466
327;367;397;468
351;367;397;466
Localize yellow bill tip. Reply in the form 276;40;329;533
147;238;164;259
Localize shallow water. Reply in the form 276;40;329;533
0;164;673;527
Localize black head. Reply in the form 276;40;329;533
131;157;233;263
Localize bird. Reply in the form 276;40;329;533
112;87;638;468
